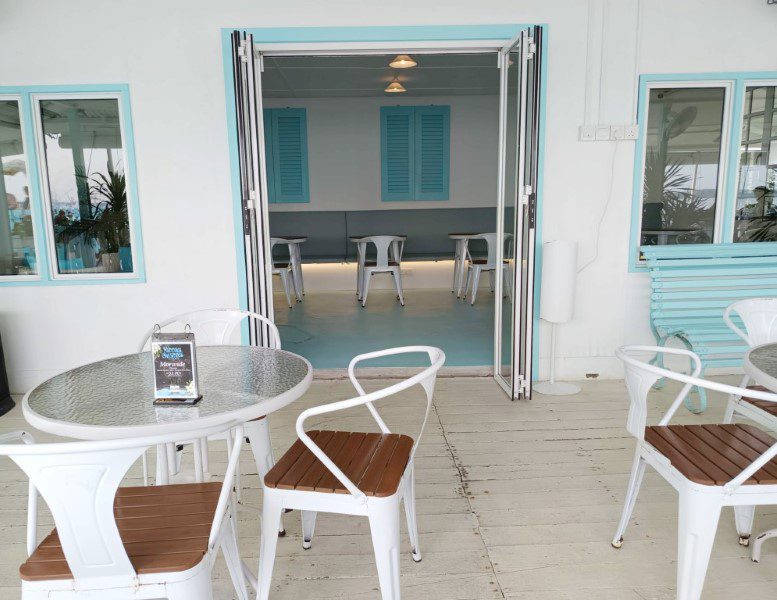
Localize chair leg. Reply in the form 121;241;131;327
724;374;750;424
676;491;721;600
222;514;249;600
392;270;405;306
403;467;421;562
470;268;482;305
612;451;646;548
734;505;756;547
257;494;284;600
752;527;777;563
488;269;495;292
245;418;284;535
280;272;293;307
193;439;204;483
301;510;317;549
368;499;402;600
201;437;210;476
362;272;372;307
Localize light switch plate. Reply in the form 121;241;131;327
579;125;596;141
625;125;639;140
595;125;611;141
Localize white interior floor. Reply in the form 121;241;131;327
3;377;777;599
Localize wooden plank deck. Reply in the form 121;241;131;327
2;377;777;598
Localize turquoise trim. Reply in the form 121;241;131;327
221;24;546;377
0;83;145;286
628;71;777;273
231;24;523;43
380;106;416;200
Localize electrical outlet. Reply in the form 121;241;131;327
625;125;639;140
610;125;625;140
595;125;611;141
579;125;596;141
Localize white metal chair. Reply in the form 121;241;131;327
138;309;282;528
463;233;511;305
2;423;247;600
270;237;296;308
358;235;405;308
256;346;445;600
612;344;777;600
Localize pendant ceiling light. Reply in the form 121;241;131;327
389;54;417;69
384;78;407;93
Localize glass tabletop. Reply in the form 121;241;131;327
24;346;311;438
748;344;777;380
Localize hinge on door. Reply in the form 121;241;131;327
520;185;533;205
516;375;530;397
525;37;536;59
237;41;250;63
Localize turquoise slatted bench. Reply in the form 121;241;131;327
642;242;777;413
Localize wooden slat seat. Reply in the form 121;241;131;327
740;385;777;416
644;424;777;486
264;430;413;497
273;261;290;269
20;482;220;582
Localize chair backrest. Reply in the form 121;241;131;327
138;308;280;352
468;232;498;267
362;235;404;268
616;344;777;440
724;298;777;347
295;346;445;500
0;423;242;586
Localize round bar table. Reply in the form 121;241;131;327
22;345;312;593
745;343;777;391
744;343;777;561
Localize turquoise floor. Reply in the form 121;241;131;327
274;288;495;369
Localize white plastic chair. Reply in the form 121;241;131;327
462;233;511;305
138;309;282;528
2;422;248;600
612;344;777;599
719;298;777;548
358;236;405;308
256;346;445;600
270;237;295;308
0;431;37;559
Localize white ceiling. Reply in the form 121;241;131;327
262;53;500;98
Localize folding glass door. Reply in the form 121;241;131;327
494;27;542;400
231;31;275;345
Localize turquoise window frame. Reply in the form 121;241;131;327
0;84;145;286
263;107;310;203
221;24;548;378
629;72;777;272
380;105;450;201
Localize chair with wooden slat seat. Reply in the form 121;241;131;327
257;346;445;600
612;345;777;600
462;233;512;305
139;309;285;534
357;236;406;307
3;423;248;600
271;238;296;307
719;298;777;546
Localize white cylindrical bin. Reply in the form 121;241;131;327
535;240;580;396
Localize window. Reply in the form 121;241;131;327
639;86;727;249
631;73;777;269
0;85;143;285
734;85;777;243
380;105;450;201
263;108;309;203
35;95;136;275
0;98;37;277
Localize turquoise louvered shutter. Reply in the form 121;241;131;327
265;108;310;203
381;106;415;201
414;105;450;200
262;109;277;202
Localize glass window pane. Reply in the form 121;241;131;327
734;85;777;243
0;100;36;276
640;87;725;250
751;86;767;113
38;97;133;274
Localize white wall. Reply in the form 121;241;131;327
264;95;499;212
1;0;776;391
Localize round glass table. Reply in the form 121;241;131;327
23;345;313;440
744;343;777;391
